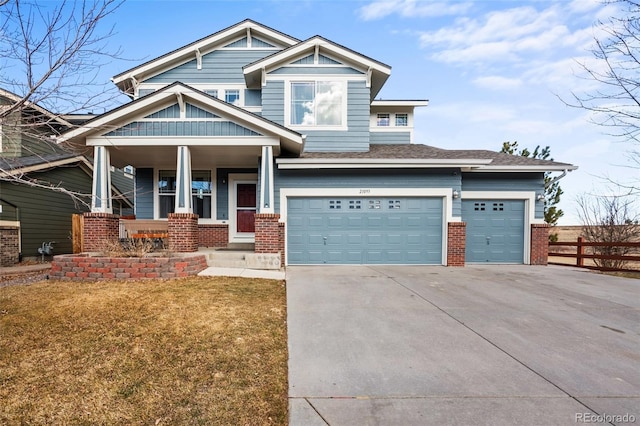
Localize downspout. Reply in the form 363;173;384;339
545;169;568;189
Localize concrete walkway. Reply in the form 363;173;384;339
286;265;640;425
198;266;285;280
0;262;51;276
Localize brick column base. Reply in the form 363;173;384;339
0;226;20;266
531;223;550;265
83;212;119;252
168;213;199;252
447;222;466;267
278;222;285;265
255;213;281;256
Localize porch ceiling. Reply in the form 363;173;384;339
107;145;265;169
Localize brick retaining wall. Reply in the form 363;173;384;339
50;254;208;280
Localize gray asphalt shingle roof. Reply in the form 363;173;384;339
299;144;575;168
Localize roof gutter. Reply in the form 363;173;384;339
545;169;569;189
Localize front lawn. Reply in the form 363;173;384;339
0;276;287;425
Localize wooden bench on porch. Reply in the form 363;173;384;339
119;219;169;240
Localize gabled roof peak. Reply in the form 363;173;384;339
111;19;300;96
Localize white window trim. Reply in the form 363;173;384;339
228;173;258;243
153;168;218;223
282;77;350;131
371;112;413;129
279;187;455;266
460;191;541;265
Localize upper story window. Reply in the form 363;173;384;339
377;114;390;127
290;81;344;127
205;89;218;98
396;113;408;126
225;90;240;105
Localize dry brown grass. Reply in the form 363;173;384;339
0;276;287;425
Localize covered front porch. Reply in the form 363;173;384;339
57;83;304;264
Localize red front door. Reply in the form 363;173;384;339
236;183;256;233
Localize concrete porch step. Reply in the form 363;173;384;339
200;249;281;270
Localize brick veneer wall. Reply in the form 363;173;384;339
255;214;281;258
83;212;119;252
278;222;285;265
0;226;20;266
198;224;229;247
530;223;550;265
168;213;199;252
447;222;466;267
50;254;208;280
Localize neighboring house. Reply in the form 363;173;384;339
0;90;133;265
59;19;576;266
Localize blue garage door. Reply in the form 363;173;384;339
287;197;443;264
462;199;525;263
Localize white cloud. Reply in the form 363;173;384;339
473;75;522;90
358;0;472;21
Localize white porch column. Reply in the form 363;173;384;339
175;145;193;214
91;145;113;213
259;145;274;213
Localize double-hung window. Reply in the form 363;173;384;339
396;113;408;126
377;113;390;126
290;81;344;126
158;170;212;219
225;90;240;105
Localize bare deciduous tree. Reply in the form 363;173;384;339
0;0;125;207
577;192;640;269
569;0;640;145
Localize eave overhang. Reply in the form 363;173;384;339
111;19;300;96
464;165;579;172
243;36;391;100
371;100;429;107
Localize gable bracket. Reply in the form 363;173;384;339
175;92;185;118
314;43;319;64
261;67;266;87
366;67;372;88
195;48;202;70
247;27;252;48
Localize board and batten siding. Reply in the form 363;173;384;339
135;168;154;219
146;50;275;84
274;168;461;215
369;131;411;145
261;81;285;126
461;172;545;219
0;167;91;256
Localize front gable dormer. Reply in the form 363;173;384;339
111;20;299;98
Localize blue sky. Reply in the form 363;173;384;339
58;1;640;223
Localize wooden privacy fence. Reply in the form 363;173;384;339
72;214;83;254
549;237;640;272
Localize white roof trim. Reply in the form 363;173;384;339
371;100;429;107
112;20;299;88
0;88;72;128
0;156;91;178
276;158;492;169
244;36;391;76
58;84;304;154
466;165;578;172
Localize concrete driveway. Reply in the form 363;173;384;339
286;265;640;425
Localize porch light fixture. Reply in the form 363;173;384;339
452;190;459;199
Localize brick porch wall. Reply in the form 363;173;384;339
447;222;466;267
168;213;199;253
0;226;20;266
530;223;550;265
198;224;229;248
83;212;119;252
255;214;281;260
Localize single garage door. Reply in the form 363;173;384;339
287;197;443;264
462;199;525;263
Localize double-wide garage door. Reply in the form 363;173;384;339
462;199;525;263
287;197;443;264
